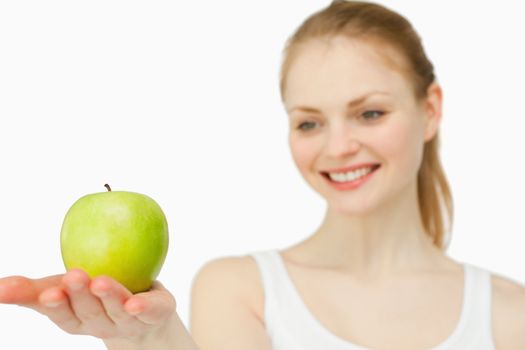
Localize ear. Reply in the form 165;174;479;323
422;82;443;142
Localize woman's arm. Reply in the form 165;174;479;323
492;275;525;349
190;256;272;350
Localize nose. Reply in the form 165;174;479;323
323;123;361;158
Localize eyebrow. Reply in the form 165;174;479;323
287;91;391;114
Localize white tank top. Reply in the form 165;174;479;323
249;250;496;350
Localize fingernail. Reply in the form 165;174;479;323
93;289;108;298
68;282;83;291
45;300;63;308
127;308;141;316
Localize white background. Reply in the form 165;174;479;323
1;1;524;348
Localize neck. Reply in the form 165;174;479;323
294;182;451;281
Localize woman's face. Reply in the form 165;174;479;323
283;36;441;215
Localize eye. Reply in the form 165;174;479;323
361;110;385;120
297;121;318;131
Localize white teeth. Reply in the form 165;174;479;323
328;166;375;183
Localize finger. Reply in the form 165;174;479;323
124;281;176;325
38;286;82;334
0;275;63;306
90;275;137;325
62;269;115;331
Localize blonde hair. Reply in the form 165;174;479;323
280;0;453;251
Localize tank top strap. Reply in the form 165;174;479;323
249;250;297;313
445;263;496;349
249;249;295;345
428;263;496;349
249;249;370;350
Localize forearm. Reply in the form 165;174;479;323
104;313;200;350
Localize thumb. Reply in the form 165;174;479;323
124;281;176;325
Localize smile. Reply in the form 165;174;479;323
321;164;381;190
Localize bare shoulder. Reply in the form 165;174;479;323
189;255;270;350
194;254;261;278
191;255;264;315
491;272;525;349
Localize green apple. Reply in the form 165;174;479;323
60;184;169;294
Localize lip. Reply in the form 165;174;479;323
321;164;380;191
321;163;381;174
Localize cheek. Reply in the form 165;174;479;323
288;135;320;173
377;118;425;176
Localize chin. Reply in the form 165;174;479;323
328;199;378;217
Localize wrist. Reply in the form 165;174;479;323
104;313;200;350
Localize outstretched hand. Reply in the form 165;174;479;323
0;269;176;343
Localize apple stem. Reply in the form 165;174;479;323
104;184;112;192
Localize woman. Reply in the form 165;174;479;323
1;1;524;349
